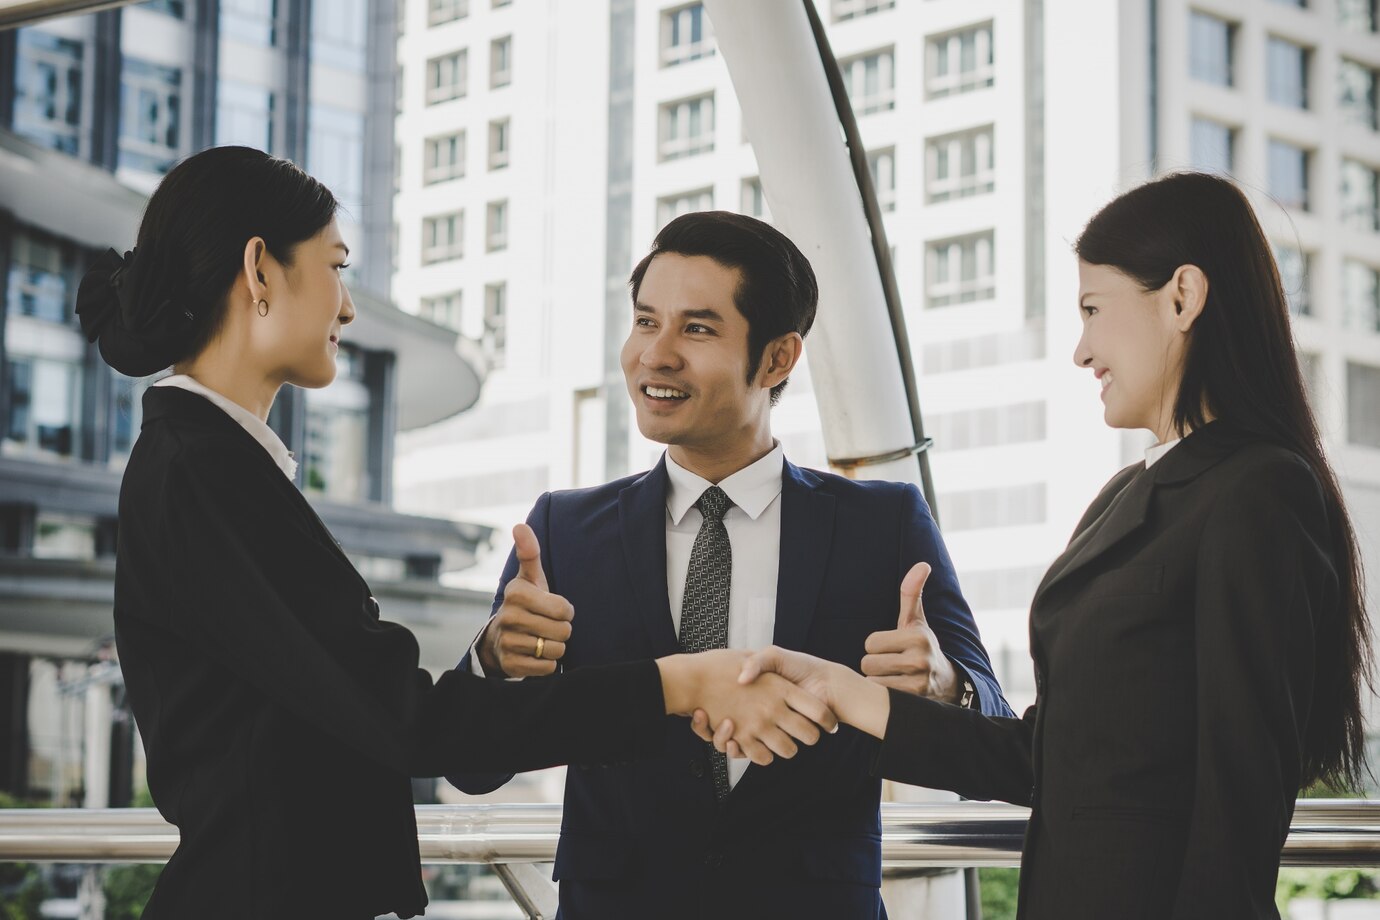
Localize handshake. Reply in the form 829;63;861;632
477;525;951;763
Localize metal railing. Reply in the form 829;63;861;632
0;801;1377;918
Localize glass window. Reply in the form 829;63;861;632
1266;36;1310;109
109;374;154;466
926;400;1045;450
428;0;468;26
303;361;370;502
424;130;465;184
484;282;507;365
661;3;713;67
488;117;510;170
656;187;713;227
312;0;368;71
1339;59;1378;130
937;483;1046;532
1342;159;1380;232
926;125;995;202
7;229;73;325
1267;139;1310;211
1272;243;1311;317
420;291;462;330
33;512;96;560
422;211;464;264
486;199;509;252
216;80;274;152
220;0;278;46
740;177;770;221
4;357;81;459
1339;0;1378;33
119;57;184;175
926;23;994;98
833;0;895;21
841;48;895;116
426;49;467;105
1347;362;1380;447
657;94;714;161
13;29;84;156
308;104;365;214
1189;117;1235;175
867;147;896;211
1344;259;1380;332
141;0;186;16
1189;11;1234;87
926;231;996;308
490;36;512;89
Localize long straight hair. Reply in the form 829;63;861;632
1077;171;1372;790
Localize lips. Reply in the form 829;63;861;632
642;384;689;401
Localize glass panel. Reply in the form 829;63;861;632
1189;12;1233;87
13;29;84;155
312;0;368;71
1272;243;1311;317
308;104;365;214
1189;118;1234;174
1347;362;1380;447
1266;37;1309;109
1267;140;1309;210
1339;60;1379;130
220;0;278;46
216;80;274;152
119;57;184;175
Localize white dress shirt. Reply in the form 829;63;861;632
153;375;298;479
1145;437;1182;469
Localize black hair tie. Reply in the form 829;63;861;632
74;248;200;378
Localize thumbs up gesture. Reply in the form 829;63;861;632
860;562;961;703
477;524;574;678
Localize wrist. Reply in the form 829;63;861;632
657;654;699;715
477;625;506;678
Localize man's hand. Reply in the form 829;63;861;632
861;562;959;703
476;524;573;678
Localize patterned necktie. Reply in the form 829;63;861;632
678;485;733;800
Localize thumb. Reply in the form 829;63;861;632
897;562;932;629
739;647;777;685
512;523;549;592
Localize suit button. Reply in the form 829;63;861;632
689;759;705;779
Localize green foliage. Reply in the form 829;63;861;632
103;864;163;920
0;862;48;920
980;867;1020;920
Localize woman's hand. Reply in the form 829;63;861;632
657;649;837;766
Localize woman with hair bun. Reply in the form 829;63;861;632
80;146;834;920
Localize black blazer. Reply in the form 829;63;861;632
873;422;1338;920
114;387;669;920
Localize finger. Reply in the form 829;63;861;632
786;687;838;735
776;710;822;747
496;607;574;641
861;650;929;676
502;581;574;622
497;630;567;661
512;523;549;592
866;673;924;693
897;562;932;629
713;719;736;753
501;656;559;678
760;727;799;760
738;650;769;685
736;736;774;766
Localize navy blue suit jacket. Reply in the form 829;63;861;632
449;458;1010;920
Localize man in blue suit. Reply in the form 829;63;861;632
449;211;1011;919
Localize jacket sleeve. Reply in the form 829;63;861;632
445;493;552;793
899;484;1015;718
1169;456;1332;917
161;451;665;779
874;690;1036;805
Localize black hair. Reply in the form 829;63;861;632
1077;170;1372;790
76;146;338;377
627;210;818;405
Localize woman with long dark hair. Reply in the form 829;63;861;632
716;171;1373;918
77;146;832;920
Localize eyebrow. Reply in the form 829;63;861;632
334;243;351;257
633;302;726;322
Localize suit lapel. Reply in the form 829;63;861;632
618;460;681;658
771;461;836;652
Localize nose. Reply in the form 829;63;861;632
640;326;682;371
340;286;356;326
1073;329;1092;369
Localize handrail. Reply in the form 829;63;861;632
0;800;1376;867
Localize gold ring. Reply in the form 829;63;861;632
534;636;546;660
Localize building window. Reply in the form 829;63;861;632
4;357;81;459
1189;117;1235;175
312;0;368;71
7;230;73;325
1267;139;1310;211
656;187;713;227
488;117;510;169
1273;244;1311;317
142;0;187;16
13;29;84;156
426;50;467;105
422;211;464;264
1189;11;1235;87
304;360;371;502
428;0;468;25
424;131;465;184
867;147;896;211
216;80;274;152
220;0;278;46
921;321;1046;375
741;177;770;220
926;23;994;98
833;0;894;21
420;291;463;330
490;36;512;89
308;105;365;214
1339;0;1378;33
926;125;995;202
1342;159;1380;232
119;57;184;175
1340;59;1379;130
658;93;715;161
1266;36;1310;109
937;483;1046;532
484;282;507;365
661;3;712;67
1344;259;1380;332
486;200;509;251
1347;362;1380;447
110;374;152;465
841;48;895;116
1269;0;1307;6
926;231;995;308
927;401;1046;451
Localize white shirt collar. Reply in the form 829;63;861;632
664;442;785;525
153;375;298;480
1145;437;1182;469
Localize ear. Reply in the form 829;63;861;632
1169;264;1208;333
757;332;804;392
242;237;269;299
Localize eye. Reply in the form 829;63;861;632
686;323;712;334
1080;304;1098;317
336;262;351;272
634;316;654;327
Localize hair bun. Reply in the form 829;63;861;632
75;248;199;378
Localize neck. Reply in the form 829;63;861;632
668;428;776;484
173;352;280;422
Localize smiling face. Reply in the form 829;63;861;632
254;218;356;389
1073;260;1196;440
